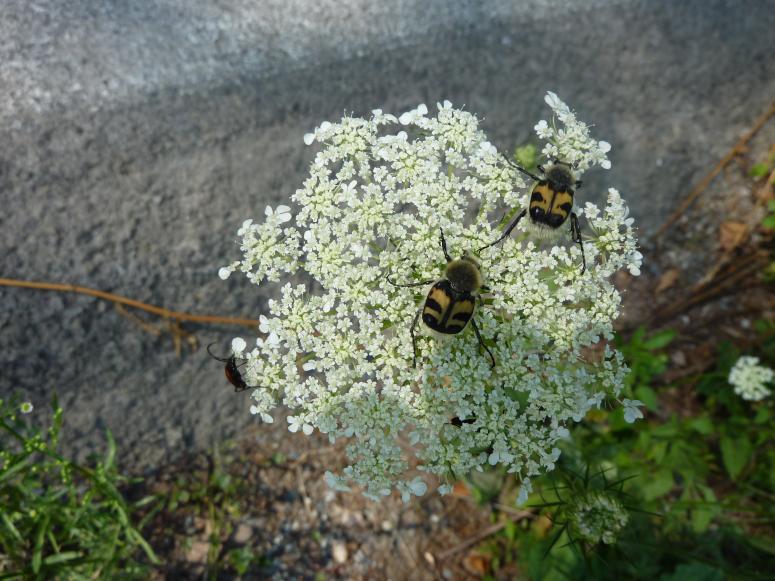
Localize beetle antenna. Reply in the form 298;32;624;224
206;342;231;363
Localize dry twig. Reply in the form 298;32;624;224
653;99;775;242
0;277;258;328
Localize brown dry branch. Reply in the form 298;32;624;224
0;277;258;354
0;278;258;327
435;510;534;562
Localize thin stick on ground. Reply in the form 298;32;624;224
0;277;258;327
653;99;775;242
436;510;534;561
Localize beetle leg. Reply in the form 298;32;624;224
471;319;496;369
570;212;586;275
386;274;434;288
478;209;527;253
439;228;453;262
410;308;422;368
508;160;542;182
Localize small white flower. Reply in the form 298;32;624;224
325;470;352;492
398;103;428;125
258;315;271;333
218;267;232;280
287;415;303;433
729;356;773;401
622;399;644;423
265;204;292;224
544;91;562;109
516;478;533;506
534;119;551;139
570;492;629;545
437;483;453;496
479;141;497;155
303;132;315;145
249;405;274;423
231;337;247;355
19;401;33;414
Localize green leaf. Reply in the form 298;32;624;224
0;511;22;543
32;514;51;574
641;469;674;500
635;386;658;411
504;518;518;542
754;406;771;424
687;415;714;435
691;505;715;533
762;215;775;229
660;562;724;581
720;435;752;480
768;199;775;212
643;330;676;350
42;551;83;565
513;143;537;171
749;162;770;178
747;535;775;556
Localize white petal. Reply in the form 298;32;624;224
265;205;274;217
218;267;232;280
302;424;314;435
409;478;427;496
231;337;247;354
303;133;315;145
598;140;612;153
417;103;428;115
544;91;561;108
259;315;270;333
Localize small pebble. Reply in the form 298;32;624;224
332;540;348;564
233;523;252;543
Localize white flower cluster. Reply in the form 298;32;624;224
569;492;629;545
220;93;641;500
535;91;612;172
728;356;773;401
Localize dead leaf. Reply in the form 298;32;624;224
718;221;749;251
185;540;211;564
452;481;470;498
655;268;681;294
462;552;490;576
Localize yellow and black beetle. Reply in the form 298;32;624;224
480;159;586;273
388;229;495;369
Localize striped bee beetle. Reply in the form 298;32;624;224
388;228;496;369
480;159;586;273
206;342;254;392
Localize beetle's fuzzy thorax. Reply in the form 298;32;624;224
545;163;576;192
445;256;482;293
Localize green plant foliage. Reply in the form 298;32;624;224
0;396;159;579
513;143;538;172
472;325;775;579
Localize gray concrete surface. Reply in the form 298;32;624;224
1;0;774;469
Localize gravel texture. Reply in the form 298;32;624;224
1;0;774;467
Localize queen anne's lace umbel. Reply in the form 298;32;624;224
729;356;773;401
219;93;642;501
